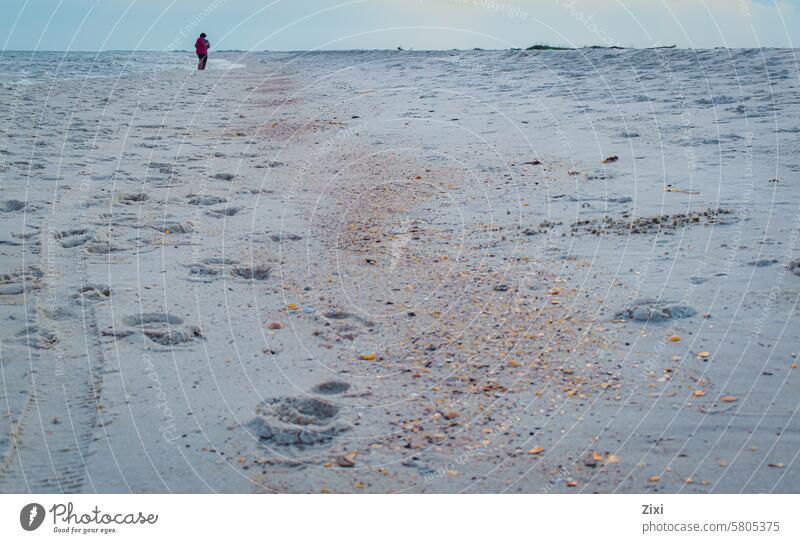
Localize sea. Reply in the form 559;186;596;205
0;50;244;88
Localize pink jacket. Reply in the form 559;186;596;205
195;38;209;55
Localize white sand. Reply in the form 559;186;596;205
1;49;799;492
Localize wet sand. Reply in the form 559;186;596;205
1;49;799;493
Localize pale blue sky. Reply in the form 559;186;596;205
2;0;799;51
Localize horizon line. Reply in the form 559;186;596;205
2;45;800;54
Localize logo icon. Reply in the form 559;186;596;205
20;503;45;531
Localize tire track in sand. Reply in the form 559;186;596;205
0;216;110;492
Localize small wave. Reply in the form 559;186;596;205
0;51;190;86
208;58;245;70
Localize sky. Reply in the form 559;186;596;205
2;0;799;51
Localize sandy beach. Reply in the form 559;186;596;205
1;48;799;493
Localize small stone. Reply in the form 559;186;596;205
336;451;358;468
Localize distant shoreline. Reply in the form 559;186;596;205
2;45;798;54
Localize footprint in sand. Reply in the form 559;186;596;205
0;199;29;213
323;309;375;328
14;325;58;350
84;242;124;255
247;396;350;447
54;228;94;248
120;312;202;346
232;264;271;281
188;195;226;206
149;220;193;234
206;206;242;218
269;232;302;242
41;306;75;321
94;212;140;227
614;298;697;323
2;230;40;246
0;281;29;296
10;231;40;242
321;310;377;343
0;270;42;297
116;192;149;204
123;313;184;327
311;380;351;395
184;257;237;282
72;284;111;302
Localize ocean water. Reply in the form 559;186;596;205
0;50;244;88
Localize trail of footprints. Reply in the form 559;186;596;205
4;160;312;482
0;233;116;491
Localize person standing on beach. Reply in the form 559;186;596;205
195;33;210;70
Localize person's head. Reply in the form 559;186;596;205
200;33;206;38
